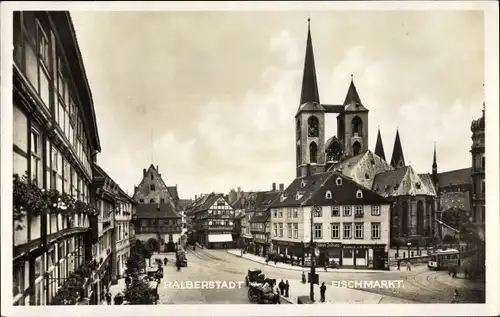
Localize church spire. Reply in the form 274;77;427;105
299;18;320;105
343;74;362;106
390;128;406;168
374;127;386;161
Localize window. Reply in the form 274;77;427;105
278;223;283;237
354;223;364;239
273;223;278;237
160;198;165;204
331;223;340;239
273;209;277;218
278;209;283;218
325;190;332;199
293;208;298;218
151;174;154;180
371;205;380;216
293;223;298;239
150;198;155;203
336;177;342;186
313;206;322;217
287;223;292;238
313;224;322;239
356;189;363;198
139;199;144;203
150;184;155;191
343;223;352;239
63;160;70;194
331;206;340;217
287;209;292;218
355;206;364;216
371;223;381;239
343;206;352;216
30;130;42;187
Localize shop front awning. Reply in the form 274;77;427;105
208;234;233;243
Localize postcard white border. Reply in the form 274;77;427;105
1;1;499;316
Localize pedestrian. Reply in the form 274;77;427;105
105;290;112;305
163;257;168;266
397;260;400;270
284;280;290;297
278;280;285;295
290;256;294;266
176;259;181;271
406;261;411;271
301;271;306;284
320;282;326;303
324;260;328;272
452;267;457;278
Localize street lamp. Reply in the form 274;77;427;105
407;242;411;258
309;205;319;302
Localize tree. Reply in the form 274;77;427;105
126;252;146;276
124;278;154;305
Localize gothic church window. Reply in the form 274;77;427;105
417;201;424;235
309;142;318;163
351;116;363;136
308;116;319;137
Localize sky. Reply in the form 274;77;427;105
70;10;484;200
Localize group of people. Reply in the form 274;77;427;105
277;280;290;297
396;260;412;271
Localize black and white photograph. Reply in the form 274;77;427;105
1;1;498;316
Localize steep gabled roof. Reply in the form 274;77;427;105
437;168;472;187
249;210;270;223
372;166;436;197
136;203;181;219
327;150;393;189
167;186;179;201
343;78;362;106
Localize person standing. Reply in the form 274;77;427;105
278;280;285;295
284;280;290;297
301;271;306;284
397;260;401;270
406;261;411;271
105;290;112;305
320;282;326;303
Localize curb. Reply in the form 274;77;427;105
226;251;386;274
281;296;293;304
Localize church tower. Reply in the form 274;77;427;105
336;76;369;157
374;127;386;161
390;129;406;168
296;19;326;177
432;143;438;188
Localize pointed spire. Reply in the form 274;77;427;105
343;74;362;106
374;127;386;161
390;129;406;168
432;142;437;170
299;18;320;105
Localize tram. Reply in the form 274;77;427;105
428;248;460;270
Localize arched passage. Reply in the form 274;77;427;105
352;141;361;156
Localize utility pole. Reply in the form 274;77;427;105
309;205;317;302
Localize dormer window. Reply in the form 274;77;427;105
296;192;304;200
301;180;307;188
336;177;342;186
415;182;421;189
325;190;332;199
370;159;375;165
365;173;370;179
280;194;286;202
393;184;398;190
356;189;363;199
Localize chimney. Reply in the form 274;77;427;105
195;194;198;200
134;186;138;194
306;163;311;176
279;183;284;191
237;186;241;192
157;165;159;172
272;183;276;191
143;169;146;177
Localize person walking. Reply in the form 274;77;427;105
451;289;459;303
406;261;411;271
284;280;290;298
176;259;181;271
163;257;168;266
105;290;112;305
278;280;285;296
301;271;306;284
320;282;326;303
397;260;401;270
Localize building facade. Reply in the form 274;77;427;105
248;190;281;257
12;11;101;305
93;165;118;301
470;106;485;237
115;189;136;278
189;193;236;249
134;204;183;253
270;168;391;270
